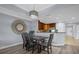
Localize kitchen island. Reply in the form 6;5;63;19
35;32;66;46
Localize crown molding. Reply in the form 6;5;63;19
0;7;31;21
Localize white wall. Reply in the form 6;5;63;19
0;13;37;49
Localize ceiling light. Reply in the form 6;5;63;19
29;10;38;20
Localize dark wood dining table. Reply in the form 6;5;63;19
32;36;48;53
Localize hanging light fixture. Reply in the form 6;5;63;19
29;5;38;20
29;10;38;20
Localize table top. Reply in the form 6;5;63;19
32;36;48;40
33;36;48;39
32;36;48;44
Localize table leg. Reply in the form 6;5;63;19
37;44;41;53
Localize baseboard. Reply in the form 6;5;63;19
0;42;23;50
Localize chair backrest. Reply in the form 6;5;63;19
21;32;28;44
29;31;35;37
21;32;33;48
25;32;34;45
47;34;54;46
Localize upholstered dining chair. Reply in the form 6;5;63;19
39;34;54;54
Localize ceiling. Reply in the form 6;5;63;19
0;4;79;23
15;4;55;12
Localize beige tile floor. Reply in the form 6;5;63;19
65;36;79;46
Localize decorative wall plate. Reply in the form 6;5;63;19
11;20;26;34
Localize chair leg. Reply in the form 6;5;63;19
23;44;24;49
47;48;49;54
39;45;42;53
50;46;52;53
32;45;37;54
32;46;34;53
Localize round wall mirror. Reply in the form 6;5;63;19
12;20;26;34
15;23;24;32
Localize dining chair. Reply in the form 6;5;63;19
39;34;54;54
21;32;28;49
28;31;36;43
29;31;35;36
26;34;37;53
21;32;37;53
